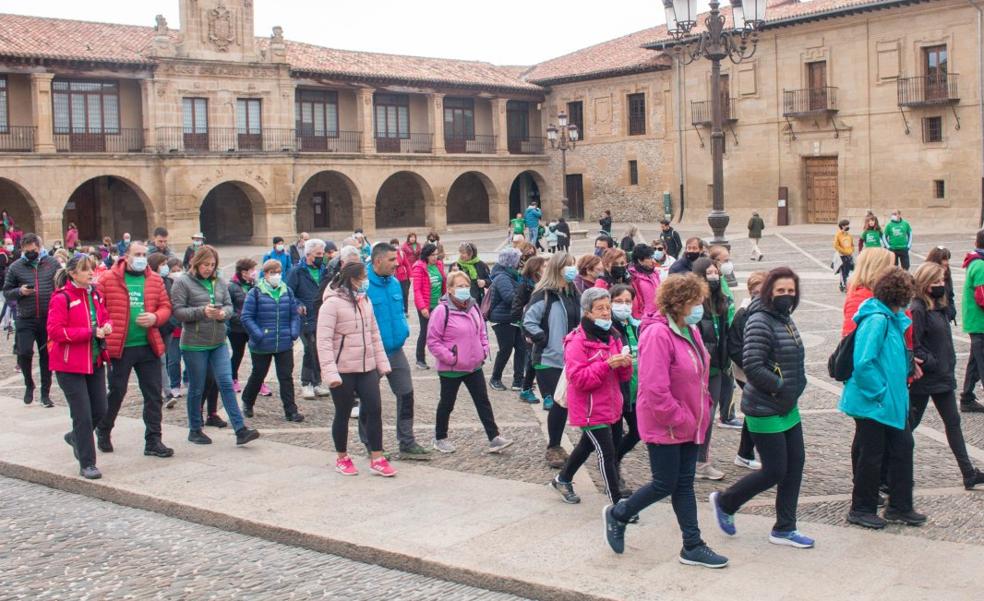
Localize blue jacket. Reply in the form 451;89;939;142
488;263;520;324
524;206;542;228
241;281;301;354
263;250;293;274
838;298;911;430
367;267;410;355
286;262;326;334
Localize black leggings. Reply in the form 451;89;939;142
521;348;536;391
910;390;975;478
400;280;411;315
615;398;640;461
436;369;500;441
491;323;527;384
57;367;108;469
415;310;430;364
228;332;249;381
735;381;756;460
561;425;619;502
536;367;567;448
329;371;383;453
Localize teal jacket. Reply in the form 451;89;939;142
838;298;911;430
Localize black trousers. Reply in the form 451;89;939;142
242;350;297;416
491;323;527;385
521;347;536;391
329;371;383;453
57;367;107;469
228;331;249;381
415;309;430;363
615;398;640;461
299;331;321;386
910;390;975;479
99;345;164;443
400;279;411;315
436;369;499;441
718;423;805;532
851;418;914;514
960;333;984;404
735;380;756;460
891;249;910;270
536;367;567;448
203;369;218;416
560;425;620;503
15;317;50;394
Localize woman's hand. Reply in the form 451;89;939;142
421;308;430;319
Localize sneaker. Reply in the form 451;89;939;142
399;443;432;460
285;412;305;423
232;379;242;393
878;493;887;508
335;456;359;476
734;455;761;470
205;414;228;428
960;399;984;413
510;381;524;391
679;544;729;569
235;427;260;446
170;387;184;398
551;475;581;504
23;386;34;405
164;396;177;409
519;389;539;404
489;379;507;391
603;503;627;554
314;385;332;397
616;473;633;499
301;385;316;400
40;394;54;408
488;436;513;454
542;395;554;410
242;404;254;418
96;431;114;453
370;457;397;477
545;446;568;469
696;462;725;480
718;417;743;430
432;438;456;454
64;432;79;461
259;383;273;397
769;530;815;549
144;440;175;458
350;403;360;419
79;466;102;480
416;361;430;370
883;507;928;526
964;468;984;490
709;491;736;536
847;510;886;529
188;429;212;445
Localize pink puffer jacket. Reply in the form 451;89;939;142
629;264;661;320
564;326;632;427
426;297;489;373
317;286;391;386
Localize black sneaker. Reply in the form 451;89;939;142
144;440;175;458
550;475;581;504
847;510;886;529
64;432;79;461
285;412;305;423
79;466;102;480
188;429;212;445
489;379;507;391
96;431;114;453
603;503;627;554
961;399;984;413
964;468;984;490
40;393;53;408
205;414;228;428
679;544;729;569
883;507;927;526
23;386;34;405
242;404;254;418
415;361;429;370
235;427;260;445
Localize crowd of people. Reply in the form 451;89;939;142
4;209;984;569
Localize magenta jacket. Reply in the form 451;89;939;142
563;325;632;427
426;296;489;373
629;264;661;320
411;259;446;311
635;312;712;445
46;283;112;374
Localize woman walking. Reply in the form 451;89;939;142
523;252;580;468
595;248;631;289
610;284;642;495
393;238;413;316
629;244;661;319
455;242;491;303
240;259;303;422
48;255;112;479
488;248;526;392
550;288;632;504
512;255;548;404
411;243;445;370
171;245;259;446
925;246;957;323
859;215;884;252
227;258;256;393
317;261;396;477
65;222;79;251
428;271;513;454
710;267;812;548
842;247;895;336
727;271;768;471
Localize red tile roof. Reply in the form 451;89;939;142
0;13;162;65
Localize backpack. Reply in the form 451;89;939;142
480;284;494;320
827;329;857;382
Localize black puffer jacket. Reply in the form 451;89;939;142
510;279;535;323
909;298;956;395
227;277;253;335
2;255;60;319
697;297;733;373
727;304;750;368
740;298;806;417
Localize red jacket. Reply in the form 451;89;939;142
411;260;446;312
395;247;412;282
46;283;111;374
97;260;172;358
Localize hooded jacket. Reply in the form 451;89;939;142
426;296;489;373
629;263;661;320
3;255;59;319
170;273;234;349
316;286;391;385
97;260;172;358
962;250;984;334
286;261;326;334
367;266;410;354
487;263;520;324
46;283;111;374
740;298;807;418
522;287;579;369
240;280;301;354
909;297;957;395
411;259;446;312
563;325;632;427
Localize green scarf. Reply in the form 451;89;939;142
457;256;481;279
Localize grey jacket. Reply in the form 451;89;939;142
522;288;579;369
171;273;234;348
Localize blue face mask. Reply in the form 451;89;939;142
684;304;704;325
131;256;148;272
612;303;633;322
593;318;612;330
563;265;577;282
159;265;170;278
653;250;665;262
453;288;471;301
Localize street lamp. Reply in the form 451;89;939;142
547;110;579;220
663;0;767;247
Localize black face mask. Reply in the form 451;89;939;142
23;250;39;262
611;265;628;280
685;251;701;262
313;256;324;268
772;295;795;315
707;278;721;292
929;285;946;299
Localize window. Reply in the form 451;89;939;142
807;61;828;111
567;101;584;141
506;100;530;141
52;79;120;134
628;160;638;185
924;45;948;100
934;179;945;199
627;93;646;135
236;99;262;134
922;116;943;143
443;97;475;140
374;93;410;139
0;76;7;133
182;98;208;134
295;89;338;138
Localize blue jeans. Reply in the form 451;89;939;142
184;344;245;432
613;442;703;549
527;225;539;245
166;335;182;390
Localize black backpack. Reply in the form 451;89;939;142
827;329;857;382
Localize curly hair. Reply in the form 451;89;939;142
657;273;708;324
576;254;601;277
601;248;627;270
873;267;916;310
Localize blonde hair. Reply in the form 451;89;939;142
446;271;471;289
848;247;894;293
261;258;282;274
912;262;946;308
746;271;767;294
534;251;575;294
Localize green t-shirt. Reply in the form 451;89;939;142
746;406;801;434
622;320;640;405
308;266;321;285
963;257;984;334
511;218;525;234
124;272;148;348
427;264;442;310
438;367;480;379
861;228;883;248
883;219;911;250
87;290;99;362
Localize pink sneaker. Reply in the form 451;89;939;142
232;379;242;393
335;456;358;476
259;383;272;397
370;457;397;477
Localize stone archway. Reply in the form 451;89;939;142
296;170;360;233
446;171;497;224
509;170;545;219
0;177;40;238
199;181;268;244
375;171;431;229
63;175;151;244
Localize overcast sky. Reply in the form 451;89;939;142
0;0;712;65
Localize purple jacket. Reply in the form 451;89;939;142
636;312;712;445
426;296;489;372
564;326;632;427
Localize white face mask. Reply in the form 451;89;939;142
612;303;632;322
266;273;282;288
275;244;285;252
721;261;735;276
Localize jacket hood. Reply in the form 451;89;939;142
963;250;984;269
853;297;911;329
491;263;516;279
324;284;358;303
642;311;669;329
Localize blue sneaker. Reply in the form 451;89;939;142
519;389;539;404
709;492;736;536
603;503;627;554
769;530;815;549
542;395;554;411
679;544;728;569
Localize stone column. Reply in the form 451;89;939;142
491;98;510;155
429;93;445;155
426;186;448;232
356;201;376;234
356;88;375;153
29;73;56;153
140;78;157;152
39;212;63;245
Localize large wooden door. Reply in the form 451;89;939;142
807;61;828;110
804;157;839;223
565;174;584;220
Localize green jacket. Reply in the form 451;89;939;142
747;216;765;239
963;252;984;334
883;219;912;250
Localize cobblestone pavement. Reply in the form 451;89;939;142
0;476;529;601
8;228;984;545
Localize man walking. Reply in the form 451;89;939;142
288;238;331;400
747;212;765;261
366;243;430;459
3;233;59;406
290;232;310;266
524;200;542;246
884;210;913;270
148;226;177;260
96;242;175;457
659;219;683;259
960;229;984;413
263;236;293;273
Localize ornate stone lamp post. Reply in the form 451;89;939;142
546;111;579;220
663;0;768;246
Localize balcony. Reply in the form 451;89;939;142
444;134;496;154
898;75;959;107
156;127;297;153
782;87;838;117
54;128;144;153
508;136;545;155
375;133;432;153
297;130;361;153
690;99;738;126
0;126;35;151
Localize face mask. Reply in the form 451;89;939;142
593;318;612;331
453;288;471;301
159;265;170;278
773;295;795;315
357;279;370;294
4;244;12;252
563;265;577;282
612;303;632;322
653;250;665;262
684;304;704;325
275;244;285;252
721;261;735;276
131;256;148;272
929;285;946;299
685;251;700;262
24;250;39;262
266;273;282;288
707;276;721;292
193;240;203;247
892;215;900;222
594;247;604;257
58;260;67;269
313;256;325;268
611;265;627;280
843;227;850;232
124;236;131;243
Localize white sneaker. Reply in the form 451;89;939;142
170;388;184;398
734;455;762;470
302;385;316;400
695;462;725;480
432;438;456;454
350;403;360;419
488;436;513;454
314;385;332;397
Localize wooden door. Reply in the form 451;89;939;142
565;174;584;220
924;45;948;101
312;192;329;229
804;157;839;223
807;62;827;110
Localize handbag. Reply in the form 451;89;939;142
553;368;568;408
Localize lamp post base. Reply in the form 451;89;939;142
707;210;730;249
